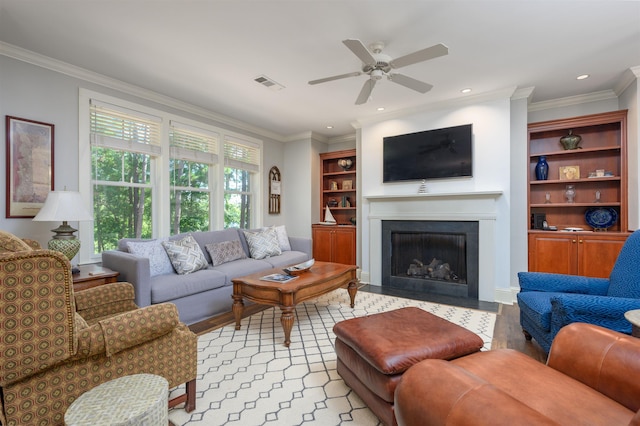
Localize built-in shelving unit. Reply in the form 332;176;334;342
313;149;356;265
527;110;629;277
319;149;356;225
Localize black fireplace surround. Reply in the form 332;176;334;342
382;220;479;299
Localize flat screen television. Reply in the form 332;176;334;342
383;124;473;182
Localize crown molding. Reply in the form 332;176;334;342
353;86;518;128
327;133;356;145
0;41;287;142
528;90;618;112
512;86;535;101
614;65;640;96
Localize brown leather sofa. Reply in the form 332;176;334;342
394;322;640;426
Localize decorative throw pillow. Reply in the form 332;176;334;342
162;235;208;275
126;239;175;277
243;228;282;260
274;225;291;251
205;240;247;266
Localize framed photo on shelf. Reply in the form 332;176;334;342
559;165;580;180
5;116;54;218
342;180;353;190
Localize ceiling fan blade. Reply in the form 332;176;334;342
355;79;376;105
390;43;448;69
343;39;376;66
388;73;433;93
308;71;362;85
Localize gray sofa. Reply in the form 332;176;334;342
101;228;312;325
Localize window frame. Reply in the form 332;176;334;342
78;89;263;264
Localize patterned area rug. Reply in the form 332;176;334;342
168;289;496;426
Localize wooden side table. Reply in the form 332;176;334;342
624;310;640;337
72;264;119;292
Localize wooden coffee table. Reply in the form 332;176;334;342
232;261;359;347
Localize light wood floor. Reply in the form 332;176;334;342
189;295;548;364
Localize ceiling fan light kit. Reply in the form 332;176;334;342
308;39;448;105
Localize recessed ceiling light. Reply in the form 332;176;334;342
461;88;472;94
577;74;590;80
326;125;333;129
377;107;385;111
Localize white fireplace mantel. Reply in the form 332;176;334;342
364;191;503;302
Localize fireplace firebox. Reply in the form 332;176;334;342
382;220;479;299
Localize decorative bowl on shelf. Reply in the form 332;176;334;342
283;259;315;276
585;207;618;231
337;158;353;170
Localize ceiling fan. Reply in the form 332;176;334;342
308;39;448;105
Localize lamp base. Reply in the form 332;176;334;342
48;238;81;262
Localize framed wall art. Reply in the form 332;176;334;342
5;116;54;218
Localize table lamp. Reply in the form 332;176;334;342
33;190;93;273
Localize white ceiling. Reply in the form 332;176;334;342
1;1;639;139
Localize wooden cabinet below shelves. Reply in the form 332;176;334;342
312;224;356;266
528;231;628;278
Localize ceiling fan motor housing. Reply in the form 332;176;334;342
362;53;392;74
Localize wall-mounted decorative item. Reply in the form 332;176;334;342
559;165;580;180
342;180;352;190
268;166;281;214
5;116;54;218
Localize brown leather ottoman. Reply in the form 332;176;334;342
333;307;484;426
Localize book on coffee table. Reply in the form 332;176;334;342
260;273;299;283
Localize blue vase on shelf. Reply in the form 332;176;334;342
535;156;549;180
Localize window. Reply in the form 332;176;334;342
79;89;263;262
224;136;260;229
90;100;160;252
169;121;218;234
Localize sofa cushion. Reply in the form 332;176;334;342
126;239;174;277
274;225;291;251
261;250;309;268
162;235;208;274
212;258;274;285
205;240;247;266
451;349;635;425
190;229;244;264
150;269;227;304
516;291;564;333
243;228;281;260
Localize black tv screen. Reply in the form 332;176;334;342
383;124;473;182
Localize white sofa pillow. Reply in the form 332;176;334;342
162;234;208;275
243;228;282;260
274;225;291;251
126;239;174;277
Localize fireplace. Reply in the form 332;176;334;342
382;220;479;299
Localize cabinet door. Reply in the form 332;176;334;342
333;227;356;265
578;236;626;278
312;227;333;262
528;234;577;274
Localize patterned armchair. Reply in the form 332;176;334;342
0;241;198;425
517;229;640;353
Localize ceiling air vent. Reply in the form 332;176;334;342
254;75;285;91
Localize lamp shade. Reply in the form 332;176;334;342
33;191;93;222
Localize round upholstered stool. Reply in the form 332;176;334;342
64;374;168;426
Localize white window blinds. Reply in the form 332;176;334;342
90;100;162;155
169;121;219;164
224;136;260;172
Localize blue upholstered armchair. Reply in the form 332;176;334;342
517;229;640;353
